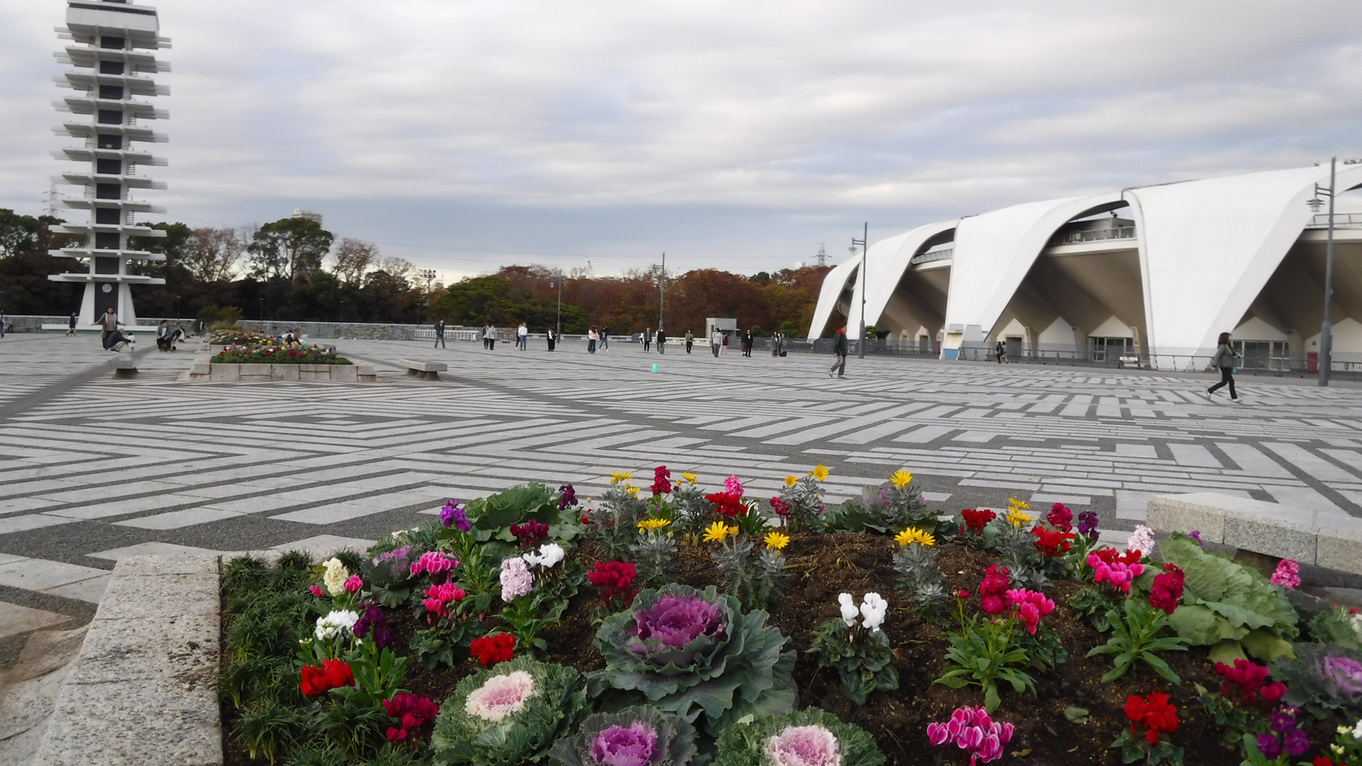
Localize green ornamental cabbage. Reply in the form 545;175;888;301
587;584;796;735
431;655;586;765
549;705;699;766
1157;533;1299;664
712;707;886;766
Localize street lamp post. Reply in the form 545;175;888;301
554;270;563;340
852;222;867;359
1308;158;1338;387
658;252;665;333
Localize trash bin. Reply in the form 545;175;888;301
1306;352;1319;373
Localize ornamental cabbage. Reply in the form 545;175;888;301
587;584;796;735
549;705;698;766
712;707;886;766
431;655;586;766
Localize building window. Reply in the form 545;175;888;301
96;183;122;200
98;85;124;100
94;256;119;274
95;207;121;225
99;60;125;75
95;232;120;250
96;158;122;175
97;134;122;150
100;36;125;49
97;109;123;125
1089;336;1133;362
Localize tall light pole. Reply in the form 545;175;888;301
852;223;867;359
1308;158;1337;386
658;252;666;332
554;269;563;339
418;268;437;321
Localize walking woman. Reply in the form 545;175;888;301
588;327;599;354
1206;331;1241;402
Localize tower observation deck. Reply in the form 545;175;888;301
49;0;170;328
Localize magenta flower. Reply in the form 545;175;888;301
589;721;658;766
343;575;363;594
1005;589;1055;634
723;474;744;496
632;594;725;650
309;585;324;597
409;551;458;577
440;500;471;531
927;706;1013;764
1270;559;1301;589
764;724;840;766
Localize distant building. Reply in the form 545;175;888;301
293;209;323;225
810;165;1362;368
49;0;170;327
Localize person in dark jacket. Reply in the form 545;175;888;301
1206;331;1241;402
829;327;848;378
434;318;446;348
657;329;666;354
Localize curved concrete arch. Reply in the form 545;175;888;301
942;191;1127;341
1128;165;1362;352
859;219;960;333
806;254;861;339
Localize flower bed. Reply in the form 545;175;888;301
220;469;1362;766
211;344;352;365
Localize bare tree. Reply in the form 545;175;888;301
332;237;379;285
181;226;246;283
372;255;415;282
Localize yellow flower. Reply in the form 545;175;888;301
682;472;698;485
784;475;798;487
764;531;790;550
624;485;640;497
1007;497;1030;511
1005;508;1033;527
890;470;913;489
703;521;738;543
811;465;829;482
610;471;633;484
895;527;935;547
637;518;672;532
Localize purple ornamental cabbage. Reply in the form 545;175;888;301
590;722;658;766
630;594;727;657
1322;655;1362;696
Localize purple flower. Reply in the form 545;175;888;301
1077;510;1100;540
764;725;840;766
1322;656;1362;695
1283;728;1310;757
1257;733;1281;759
352;603;392;648
372;545;412;566
589;722;658;766
1269;709;1296;734
1188;530;1203;546
559;483;579;510
441;500;471;531
632;595;726;649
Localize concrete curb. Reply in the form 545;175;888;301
31;554;221;766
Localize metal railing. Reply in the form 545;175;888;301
1307;212;1362;228
909;248;954;266
1048;226;1137;247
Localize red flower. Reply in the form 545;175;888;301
299;659;354;696
979;565;1012;615
469;632;516;666
1215;659;1280;706
1031;527;1075;558
383;693;439;744
769;497;790;517
321;658;354;689
651;465;672;496
1313;757;1335;766
961;508;997;533
299;665;329;696
1046;503;1074;531
704;491;747;518
1149;564;1185;614
1125;692;1179;744
587;561;637;605
1090;547;1143;567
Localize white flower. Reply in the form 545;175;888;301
523;542;564;569
315;609;359;641
837;593;859;627
1353;718;1362;740
860;593;888;633
1126;525;1156;557
322;557;350;597
465;670;537;723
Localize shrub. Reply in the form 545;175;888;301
712;707;886;766
430;655;586;766
587;583;796;735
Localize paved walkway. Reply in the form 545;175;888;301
1;333;1361;638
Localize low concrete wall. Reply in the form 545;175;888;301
194;362;373;382
32;554;221;766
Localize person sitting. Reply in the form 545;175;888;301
156;321;173;351
103;328;135;352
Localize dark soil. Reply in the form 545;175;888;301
222;534;1251;766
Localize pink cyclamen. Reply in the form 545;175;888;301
1271;559;1301;589
343;575;363;594
927;706;1014;765
309;585;324;597
1006;589;1055;634
423;583;466;618
1087;553;1144;594
410;551;458;577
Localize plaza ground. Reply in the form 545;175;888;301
2;332;1362;756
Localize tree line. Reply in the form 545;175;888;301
0;208;832;336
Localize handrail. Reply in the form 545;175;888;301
1048;227;1137;247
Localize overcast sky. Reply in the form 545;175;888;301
2;1;1360;282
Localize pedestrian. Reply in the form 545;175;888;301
995;340;1007;363
743;328;754;357
643;329;652;352
711;329;722;357
100;306;119;343
771;332;780;357
517;322;528;351
546;327;556;352
67;312;77;336
434;317;446;349
1206;331;1242;403
0;309;6;338
588;327;599;354
829;327;848;378
684;330;693;354
657;328;666;354
486;323;497;350
601;329;610;351
482;323;490;350
156;320;172;351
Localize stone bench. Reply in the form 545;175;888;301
401;359;448;380
108;356;138;378
1147;491;1362;575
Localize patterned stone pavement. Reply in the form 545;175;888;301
2;332;1362;646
